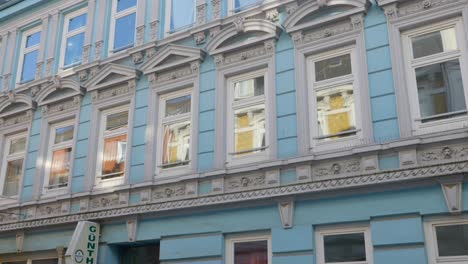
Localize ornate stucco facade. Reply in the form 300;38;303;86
0;0;467;263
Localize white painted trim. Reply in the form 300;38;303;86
164;0;196;36
225;232;272;264
16;25;42;84
423;215;468;264
315;223;374;264
59;8;88;70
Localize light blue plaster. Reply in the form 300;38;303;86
132;126;147;146
198;180;212;195
373;246;427;264
280;169;297;185
379;154;400;171
277;115;297;139
371;94;398;121
368;69;395;98
371;216;424;246
272;225;313;253
160;234;223;260
276;92;296;117
198;130;215;153
273;253;315;264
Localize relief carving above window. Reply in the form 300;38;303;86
0;93;36;128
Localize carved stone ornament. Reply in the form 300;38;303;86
285;2;298;14
265;8;279;22
313;159;361;178
297;165;312;181
150;20;159;41
2;74;11;92
318;0;328;8
233;16;245;33
265;169;280;185
194;31;206;45
136;25;145;46
225;174;266;192
95;40;104;60
291;32;303;46
82;44;92;64
212;0;221;20
132;51;144;64
209;26;221;38
90;194;120;210
35;61;44;79
16;231;24;253
146;47;157;59
196;4;207;25
127;217;138;242
46;58;54;77
41;95;82;116
212;178;224;192
418;144;468;164
440;176;463;214
278;200;294;229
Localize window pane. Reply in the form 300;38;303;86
3;159;23;196
234;240;268;264
165;95;191;117
324;233;366;263
25;31;41;48
412;28;457;59
316;84;356;139
119;244;160;264
235;0;260;9
170;0;194;31
64;32;85;67
416;59;466;119
234;105;266;156
4;262;27;264
106;111;129;131
102;134;127;177
117;0;137;12
315;54;352;81
436;224;468;257
21;50;39;82
9;137;26;154
114;13;136;50
234;76;264;101
55;125;74;144
68;13;87;31
162;121;190;167
49;148;71;188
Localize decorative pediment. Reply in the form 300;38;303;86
82;63;141;92
283;0;370;46
205;18;281;53
33;77;84;106
377;0;462;21
140;44;205;75
140;44;205;87
0;93;36;127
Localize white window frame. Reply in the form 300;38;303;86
227;0;266;14
401;18;468;135
95;104;130;188
16;26;42;84
164;0;196;36
315;224;374;264
0;132;27;200
424;215;468;264
108;0;137;54
306;45;363;152
42;120;75;196
225;233;272;264
59;8;87;70
156;88;194;176
226;69;270;166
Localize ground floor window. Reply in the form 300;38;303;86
425;217;468;263
118;244;160;264
1;259;57;264
226;233;271;264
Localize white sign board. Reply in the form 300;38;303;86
65;221;100;264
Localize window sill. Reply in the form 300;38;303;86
413;114;468;136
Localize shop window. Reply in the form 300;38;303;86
315;225;373;264
17;26;41;84
60;9;87;69
119;244;160;264
226;234;271;264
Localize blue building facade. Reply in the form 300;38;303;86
0;0;467;263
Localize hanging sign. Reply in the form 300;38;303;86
65;221;100;264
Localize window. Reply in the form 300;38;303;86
158;90;192;170
60;9;87;69
402;18;468;133
307;46;362;149
226;234;271;264
227;70;269;164
17;26;41;84
165;0;195;34
229;0;263;13
43;121;74;194
425;217;468;263
0;133;27;198
315;225;373;264
109;0;137;53
96;106;129;185
0;259;58;264
118;243;160;264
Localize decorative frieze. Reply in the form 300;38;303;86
265;169;280;186
41;96;81;116
152;184;187;201
418;144;468;164
90;194;120;210
296;165;312;182
37;203;62;218
0;110;33;128
90;80;136;102
312;159;361;179
225;173;266;192
216;43;270;67
302;20;353;45
398;0;459;17
212;178;224;193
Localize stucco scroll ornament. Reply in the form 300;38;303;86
264;39;276;55
212;0;221;20
148;73;157;86
136;25;145;46
35;61;44;79
146;47;157;58
78;70;88;82
196;4;207;25
214;54;225;66
194;32;206;45
209;26;221;38
46;58;54;76
82;44;91;64
383;4;398;20
285;2;298;14
95;40;104;60
190;61;201;73
150;20;159;41
132;51;144;64
291;31;303;46
233;16;245;33
265;8;279;22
